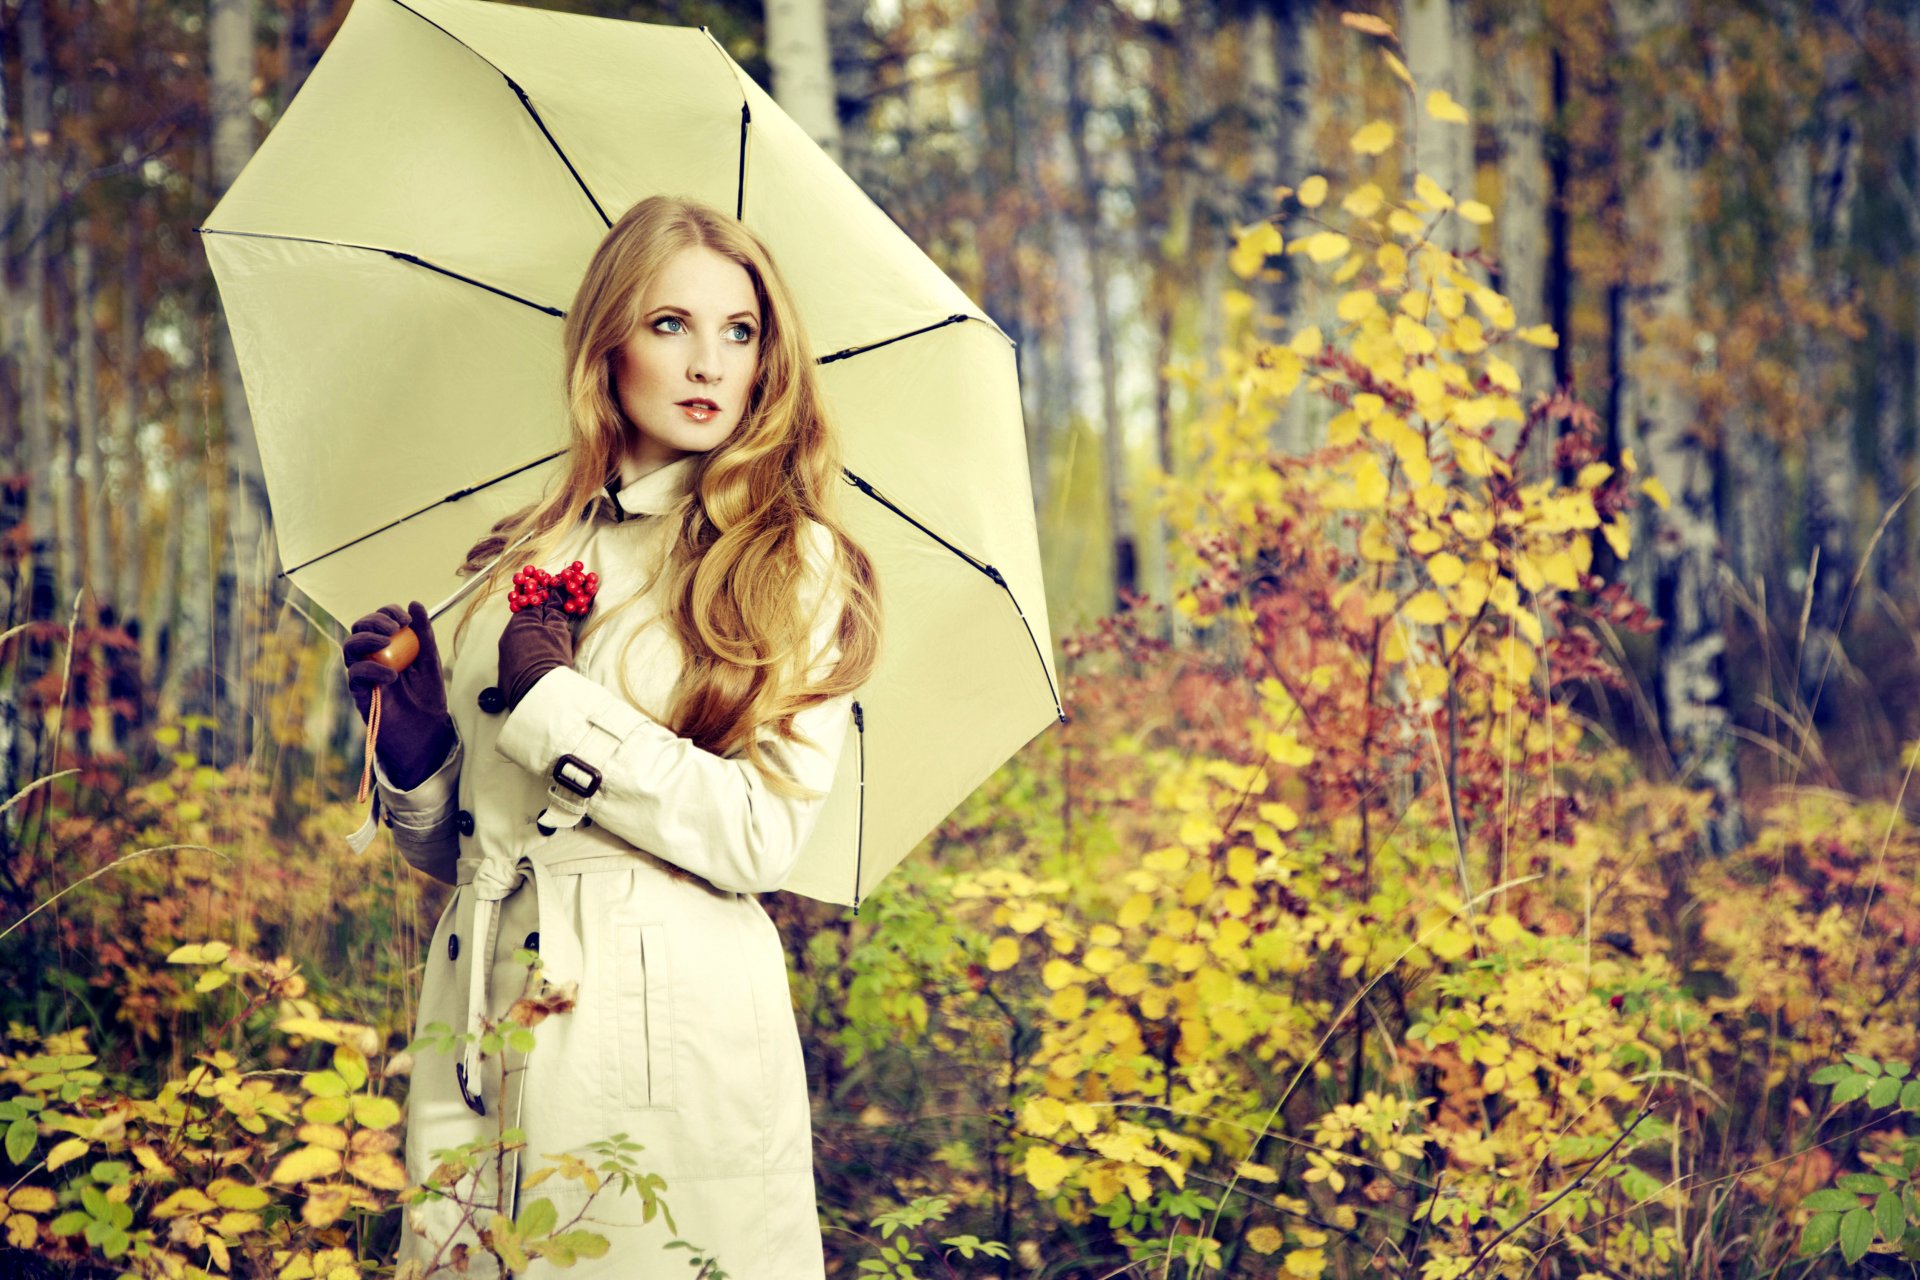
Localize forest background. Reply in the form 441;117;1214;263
4;0;1920;1276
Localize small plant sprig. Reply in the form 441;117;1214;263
852;1193;1010;1278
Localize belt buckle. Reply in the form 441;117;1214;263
551;754;602;799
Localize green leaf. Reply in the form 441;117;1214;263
1839;1174;1889;1195
1869;1076;1902;1108
517;1197;557;1239
1834;1075;1873;1105
48;1211;88;1237
1878;1189;1905;1242
1811;1064;1851;1085
5;1117;35;1164
90;1161;131;1185
1846;1053;1884;1077
1891;1061;1913;1079
1842;1206;1876;1265
1901;1081;1920;1112
1803;1190;1864;1213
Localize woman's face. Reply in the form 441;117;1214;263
610;244;763;471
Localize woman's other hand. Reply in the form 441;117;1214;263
498;585;577;711
342;601;457;790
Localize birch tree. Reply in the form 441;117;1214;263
1615;0;1740;849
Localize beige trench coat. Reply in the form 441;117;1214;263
373;451;852;1279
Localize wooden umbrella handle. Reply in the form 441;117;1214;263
355;626;418;806
369;626;419;673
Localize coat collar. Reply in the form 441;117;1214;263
588;451;699;523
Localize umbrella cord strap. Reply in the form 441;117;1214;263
356;686;382;807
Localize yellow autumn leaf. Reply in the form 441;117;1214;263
1403;591;1448;625
1107;964;1148;997
1427;552;1466;586
1047;985;1088;1021
1246;1224;1285;1254
1425;88;1469;124
1023;1146;1075;1195
1266;732;1313;766
1640;476;1672;510
270;1145;343;1186
1289;325;1324;357
1118;893;1152;928
345;1150;407;1191
1484;354;1520;391
1350;119;1396;155
1429;928;1473;961
1409;663;1449;699
351;1096;402;1131
1602;517;1632;558
1342;182;1386;218
1229;221;1283;279
302;1184;354;1230
1359;517;1397;563
153;1188;217;1218
1284;1246;1329;1279
1041;959;1079;990
1381;47;1414;88
1297;175;1328;208
1336;290;1377;323
1413;172;1454;210
45;1139;87;1173
1302;231;1352;264
1392;313;1437;356
1516;323;1559;347
985;937;1020;972
1577;461;1615;489
6;1187;53;1215
1022;1097;1066;1136
1457;199;1493;224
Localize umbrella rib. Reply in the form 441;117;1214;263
193;227;565;317
842;467;1066;725
817;313;1009;365
277;448;569;579
388;0;611;227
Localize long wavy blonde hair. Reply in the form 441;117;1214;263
449;195;881;799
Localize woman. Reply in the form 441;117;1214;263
340;195;881;1279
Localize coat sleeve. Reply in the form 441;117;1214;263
491;522;855;896
369;625;465;885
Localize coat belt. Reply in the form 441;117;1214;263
447;849;608;1116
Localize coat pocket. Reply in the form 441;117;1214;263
610;916;674;1110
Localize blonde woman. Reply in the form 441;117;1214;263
340;194;880;1278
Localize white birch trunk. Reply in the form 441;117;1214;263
767;0;843;162
1616;0;1740;848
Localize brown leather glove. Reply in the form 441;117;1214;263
341;601;457;790
498;587;577;711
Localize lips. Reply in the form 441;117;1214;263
677;398;719;411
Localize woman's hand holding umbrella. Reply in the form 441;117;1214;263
341;602;458;793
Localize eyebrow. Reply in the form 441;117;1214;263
648;305;758;322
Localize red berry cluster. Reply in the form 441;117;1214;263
508;560;600;615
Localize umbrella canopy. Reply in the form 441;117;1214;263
197;0;1062;908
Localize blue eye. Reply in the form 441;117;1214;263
653;316;757;342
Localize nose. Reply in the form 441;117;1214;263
688;335;722;386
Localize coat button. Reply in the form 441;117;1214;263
448;932;460;962
456;809;475;836
478;686;506;714
523;931;539;953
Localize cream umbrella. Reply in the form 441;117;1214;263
197;0;1061;909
